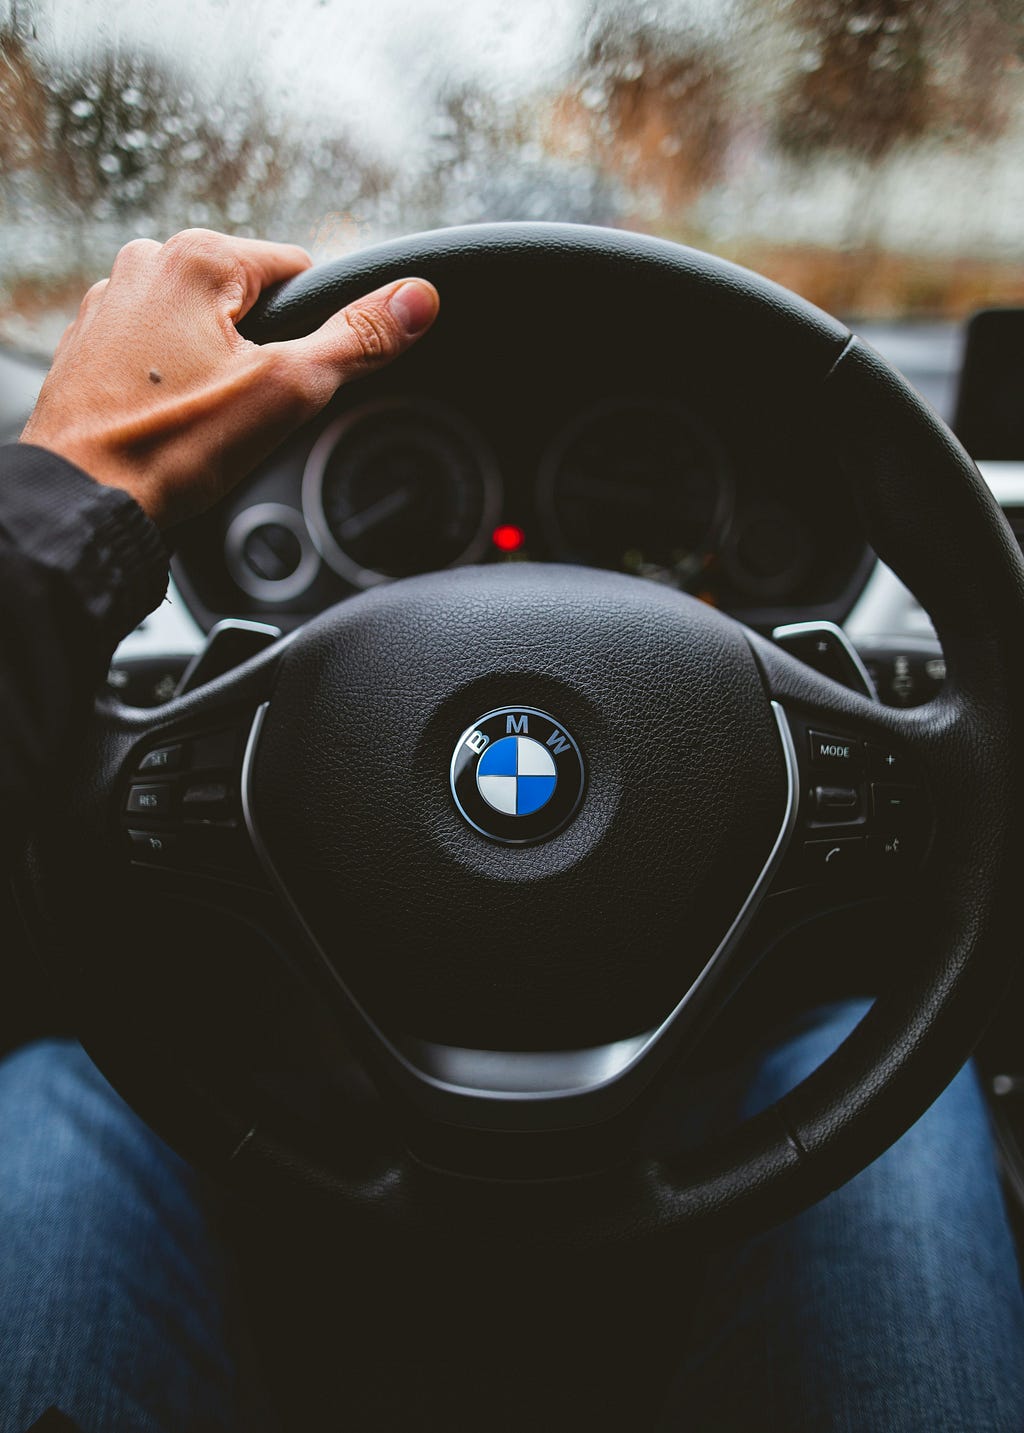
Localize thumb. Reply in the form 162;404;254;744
267;278;440;404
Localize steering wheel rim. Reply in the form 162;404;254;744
23;222;1024;1247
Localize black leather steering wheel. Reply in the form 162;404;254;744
24;223;1024;1248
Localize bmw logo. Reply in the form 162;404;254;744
449;707;586;845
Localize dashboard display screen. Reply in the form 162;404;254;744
955;309;1024;461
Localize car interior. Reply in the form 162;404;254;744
3;220;1024;1426
3;2;1024;1425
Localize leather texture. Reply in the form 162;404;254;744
242;221;850;378
252;562;786;1050
29;223;1024;1246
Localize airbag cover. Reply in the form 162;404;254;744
253;563;786;1049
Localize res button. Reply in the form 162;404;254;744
126;783;174;817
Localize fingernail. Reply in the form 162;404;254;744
388;280;438;336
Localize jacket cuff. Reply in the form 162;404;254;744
0;443;169;650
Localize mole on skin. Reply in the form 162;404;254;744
148;369;162;384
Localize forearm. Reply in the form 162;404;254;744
0;444;168;859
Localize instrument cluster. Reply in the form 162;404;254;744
177;391;867;633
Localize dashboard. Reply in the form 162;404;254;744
2;315;1020;717
173;376;869;637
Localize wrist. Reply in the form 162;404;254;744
1;443;170;651
18;428;167;526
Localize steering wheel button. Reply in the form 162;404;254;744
808;730;863;771
811;784;862;821
127;828;178;861
866;744;910;780
182;781;231;815
137;744;182;773
188;729;239;771
868;832;919;872
802;837;863;880
126;783;174;816
871;784;921;824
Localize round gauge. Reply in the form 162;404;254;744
302;398;502;588
722;501;813;601
538;398;733;588
224;502;320;603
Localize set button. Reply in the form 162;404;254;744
136;744;182;773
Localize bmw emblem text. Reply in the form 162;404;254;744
449;707;585;844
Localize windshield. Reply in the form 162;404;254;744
2;0;1023;351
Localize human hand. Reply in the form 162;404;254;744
20;229;439;528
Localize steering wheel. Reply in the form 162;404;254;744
24;223;1024;1248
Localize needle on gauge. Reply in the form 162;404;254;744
335;484;414;541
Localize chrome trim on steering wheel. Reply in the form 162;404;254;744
241;697;800;1132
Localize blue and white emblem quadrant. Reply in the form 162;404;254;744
476;735;557;817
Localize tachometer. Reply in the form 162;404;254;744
302;398;501;588
722;501;814;601
538;398;733;587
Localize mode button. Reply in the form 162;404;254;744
808;730;863;772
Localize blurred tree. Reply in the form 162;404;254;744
774;0;1024;160
49;50;223;219
0;2;48;175
550;5;731;214
409;81;618;229
1;0;386;238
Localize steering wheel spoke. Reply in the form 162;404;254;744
90;636;286;896
121;717;261;885
756;644;933;899
748;630;939;892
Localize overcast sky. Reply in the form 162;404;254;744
33;0;741;161
40;0;589;156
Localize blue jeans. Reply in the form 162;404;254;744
1;1004;1022;1432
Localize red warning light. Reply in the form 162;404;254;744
492;524;525;553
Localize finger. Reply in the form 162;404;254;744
82;277;109;305
159;229;313;320
78;277;109;320
270;278;439;400
109;237;163;280
221;235;314;319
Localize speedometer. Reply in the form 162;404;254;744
538;398;733;587
302;398;501;588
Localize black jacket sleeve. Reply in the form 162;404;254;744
0;443;169;861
